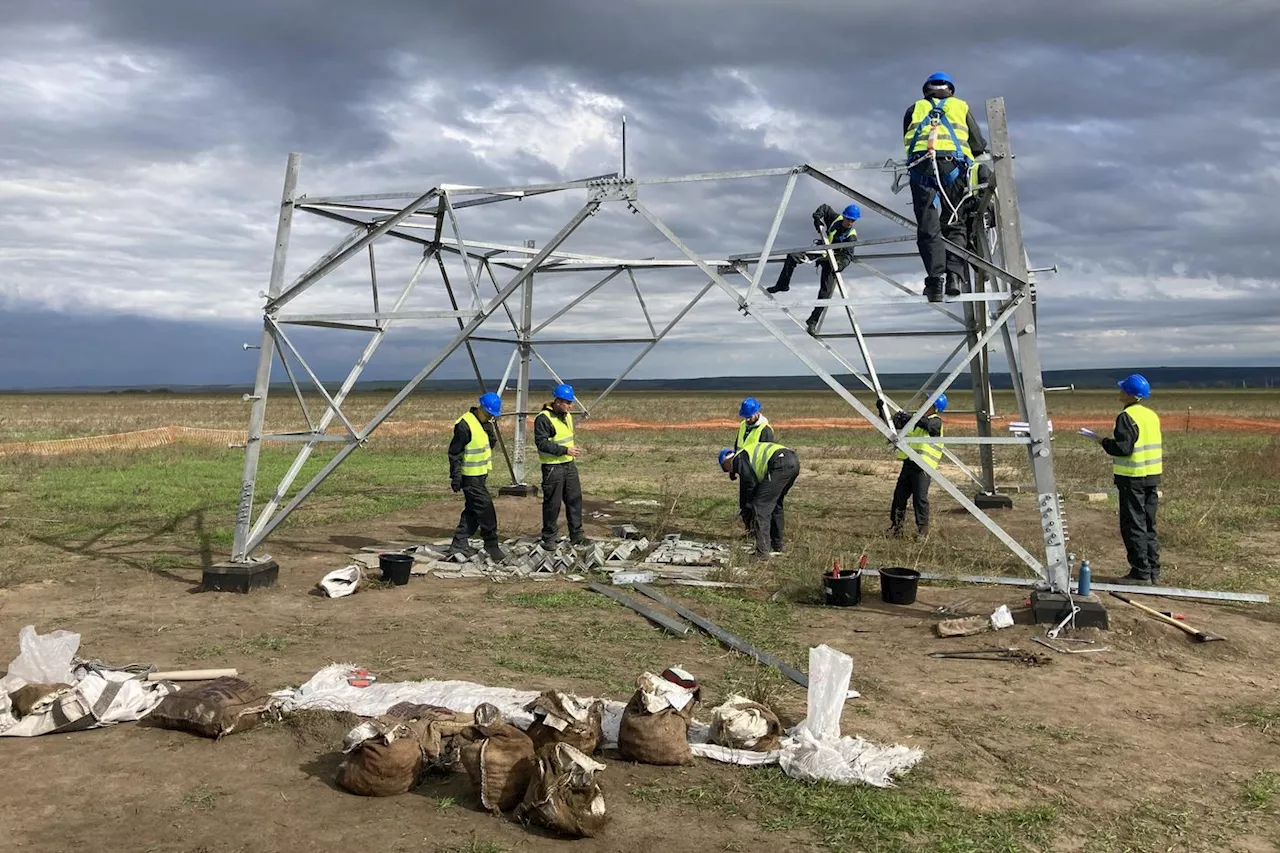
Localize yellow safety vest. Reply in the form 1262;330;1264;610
455;411;492;476
825;221;857;245
904;97;974;161
536;409;575;465
1113;404;1163;478
736;415;770;452
749;441;787;481
896;422;945;469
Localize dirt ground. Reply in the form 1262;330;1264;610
2;496;1278;853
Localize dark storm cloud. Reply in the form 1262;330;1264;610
0;0;1276;388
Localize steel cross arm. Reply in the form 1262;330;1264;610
530;337;658;345
897;295;1024;441
245;250;436;545
770;293;1009;309
585;279;716;412
268;187;441;311
802;166;1032;292
295;204;436;250
531;268;625;335
815;329;966;339
298;172;619;208
630;198;1047;579
244;201;600;553
277;309;477;323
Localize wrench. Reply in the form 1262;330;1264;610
1047;606;1080;640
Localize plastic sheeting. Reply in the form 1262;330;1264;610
0;626;175;737
277;645;923;786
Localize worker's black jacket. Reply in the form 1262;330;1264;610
448;407;499;487
811;204;859;269
533;404;573;459
731;450;779;512
1101;408;1162;486
902;106;988;159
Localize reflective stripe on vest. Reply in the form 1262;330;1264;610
456;411;492;476
1113;404;1163;478
736;414;770;451
896;422;945;469
825;221;856;245
536;410;575;464
749;441;787;482
904;97;974;161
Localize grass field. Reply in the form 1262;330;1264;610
1;389;1278;852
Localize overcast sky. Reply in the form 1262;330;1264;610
1;0;1278;390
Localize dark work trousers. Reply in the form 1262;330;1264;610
751;449;799;555
1116;477;1161;580
773;254;846;327
452;475;498;547
910;159;970;286
889;460;932;534
541;462;584;544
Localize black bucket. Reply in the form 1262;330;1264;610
822;570;862;607
379;553;413;586
879;567;920;605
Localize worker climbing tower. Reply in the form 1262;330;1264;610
225;97;1071;595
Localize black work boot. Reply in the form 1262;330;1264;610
945;272;963;297
923;277;944;303
484;541;508;563
766;283;788;294
447;541;476;560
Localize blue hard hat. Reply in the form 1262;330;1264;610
718;448;735;466
841;204;861;221
1118;374;1151;399
933;393;949;413
479;392;502;417
739;397;761;418
926;71;955;88
553;383;575;403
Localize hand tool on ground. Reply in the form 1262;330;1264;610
1032;636;1110;655
1046;605;1080;640
926;647;1049;665
1108;592;1226;642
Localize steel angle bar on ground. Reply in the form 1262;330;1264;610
269;186;441;311
244;201;600;553
587;582;690;636
631;198;1048;580
913;573;1270;604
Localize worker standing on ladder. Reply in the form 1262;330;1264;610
1084;374;1163;586
766;203;860;336
535;383;586;549
448;392;507;562
732;397;776;536
719;441;800;559
903;71;988;303
878;394;946;536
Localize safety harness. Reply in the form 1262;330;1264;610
906;97;973;225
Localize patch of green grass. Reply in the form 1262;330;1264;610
179;783;226;812
1241;771;1280;811
1222;702;1280;738
492;589;610;610
188;643;228;660
433;840;507;853
630;781;744;816
435;796;456;810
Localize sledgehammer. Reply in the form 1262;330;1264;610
1108;592;1226;642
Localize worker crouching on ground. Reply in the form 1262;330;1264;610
904;71;988;303
535;383;586;549
877;394;947;536
719;441;800;559
448;393;507;562
1084;373;1163;586
766;203;860;336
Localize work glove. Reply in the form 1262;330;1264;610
450;479;461;493
892;410;910;430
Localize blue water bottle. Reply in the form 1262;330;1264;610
1077;560;1092;596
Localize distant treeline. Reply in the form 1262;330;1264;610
6;366;1278;394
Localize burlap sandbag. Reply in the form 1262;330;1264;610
709;694;783;752
517;742;609;838
8;683;72;719
459;703;537;812
147;677;273;739
336;717;434;797
523;692;604;756
616;691;696;766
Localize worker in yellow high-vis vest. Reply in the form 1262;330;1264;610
534;383;586;549
903;71;988;303
877;394;947;536
447;392;506;563
719;441;800;559
765;203;861;336
731;397;775;536
1084;373;1163;585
